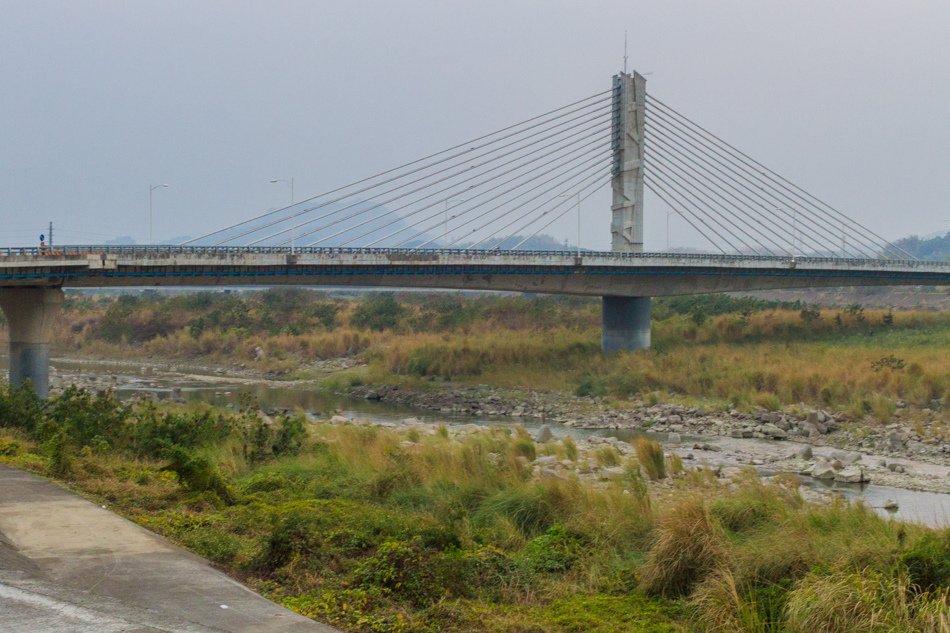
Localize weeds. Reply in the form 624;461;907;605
636;438;666;480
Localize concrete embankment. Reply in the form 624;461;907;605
0;465;336;633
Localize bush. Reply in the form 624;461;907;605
273;415;306;457
257;510;325;571
576;372;608;397
161;446;234;504
354;538;443;607
520;525;585;573
45;431;72;478
901;530;950;592
187;530;241;565
640;497;725;597
636;438;666;480
43;386;128;447
0;383;44;434
351;294;405;331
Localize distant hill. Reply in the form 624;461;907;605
894;232;950;261
192;202;437;248
453;234;572;250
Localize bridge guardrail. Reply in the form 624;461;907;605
0;245;946;269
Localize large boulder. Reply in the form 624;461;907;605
834;467;868;483
811;459;836;480
760;423;787;440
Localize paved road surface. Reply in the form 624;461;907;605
0;464;337;632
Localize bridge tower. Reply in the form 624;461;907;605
602;70;651;351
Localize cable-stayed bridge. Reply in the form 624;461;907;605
1;71;948;396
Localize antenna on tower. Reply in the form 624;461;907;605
623;31;628;73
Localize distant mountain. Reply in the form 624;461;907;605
894;232;950;261
453;234;572;250
192;202;437;248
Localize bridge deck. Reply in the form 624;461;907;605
0;247;947;297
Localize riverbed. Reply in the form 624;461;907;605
5;355;950;527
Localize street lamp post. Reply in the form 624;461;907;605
666;210;676;251
148;184;169;246
558;193;582;257
270;178;295;253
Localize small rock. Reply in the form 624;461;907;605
599;466;627;481
882;499;899;512
537;468;565;481
667;432;682;444
329;415;349;424
535;425;554;443
796;445;813;460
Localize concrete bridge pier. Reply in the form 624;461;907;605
0;288;64;398
601;296;651;352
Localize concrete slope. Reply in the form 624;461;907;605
0;465;337;633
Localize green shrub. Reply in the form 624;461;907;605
45;431;72;478
44;386;128;447
240;471;296;494
351;293;405;331
354;538;443;607
901;530;950;591
187;530;241;564
0;383;43;434
161;446;234;504
130;405;234;458
576;372;608;397
542;594;685;633
520;525;586;573
257;510;325;571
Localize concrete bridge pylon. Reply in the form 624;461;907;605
0;287;64;398
603;70;651;352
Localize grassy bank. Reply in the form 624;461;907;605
0;386;948;632
24;289;950;418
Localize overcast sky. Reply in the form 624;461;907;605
2;0;949;249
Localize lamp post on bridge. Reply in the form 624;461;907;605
148;184;169;246
666;210;679;251
558;192;582;257
270;178;295;254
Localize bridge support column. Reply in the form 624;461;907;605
603;70;651;352
0;288;64;398
601;296;651;352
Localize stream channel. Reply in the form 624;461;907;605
6;356;950;528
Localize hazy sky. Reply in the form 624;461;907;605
2;0;950;249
